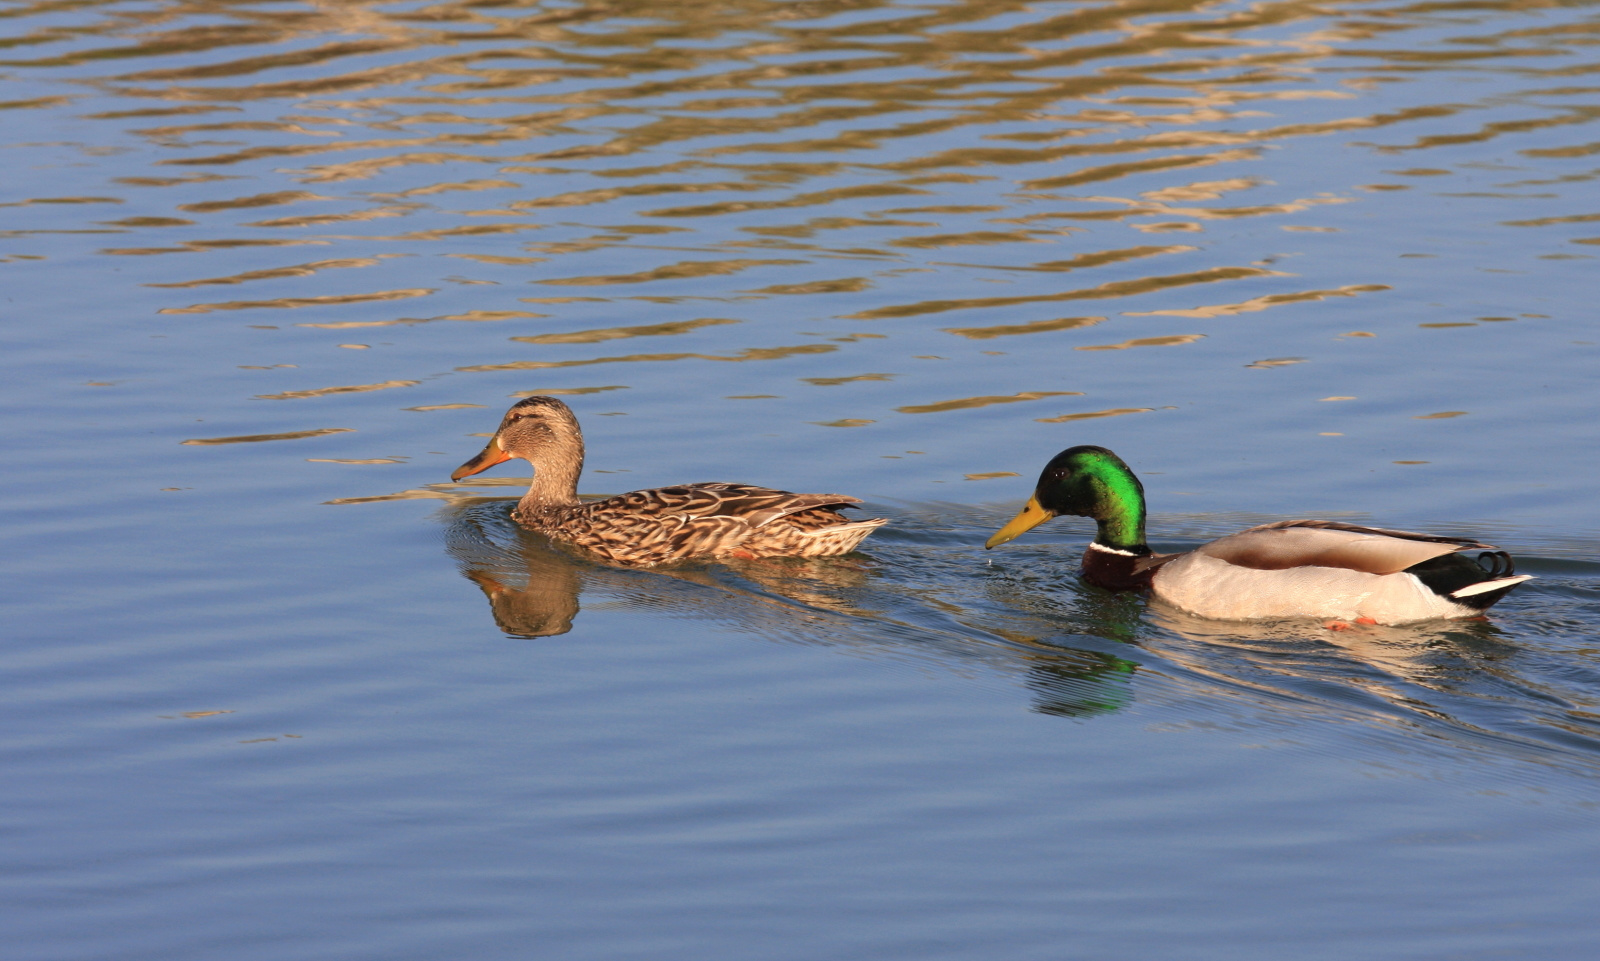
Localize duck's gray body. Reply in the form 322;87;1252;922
1141;521;1529;624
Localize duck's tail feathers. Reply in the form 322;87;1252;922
799;517;888;555
1449;574;1533;610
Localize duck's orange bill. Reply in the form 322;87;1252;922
451;436;510;481
985;496;1054;549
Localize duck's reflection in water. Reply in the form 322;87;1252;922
446;502;608;638
975;534;1600;765
458;548;584;639
1023;649;1136;718
444;500;880;637
1139;598;1600;769
442;500;1139;717
1147;599;1517;700
444;498;1600;759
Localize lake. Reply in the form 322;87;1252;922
3;0;1599;958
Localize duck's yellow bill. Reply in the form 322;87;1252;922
985;496;1054;549
451;436;510;481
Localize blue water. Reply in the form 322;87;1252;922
4;0;1600;958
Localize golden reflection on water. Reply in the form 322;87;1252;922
844;267;1288;320
145;257;401;288
943;315;1104;339
510;316;739;344
457;343;837;372
307;457;407;464
1075;333;1202;351
509;385;628;396
160;287;435;314
1034;406;1157;423
1123;284;1391;318
256;379;421;400
181;427;354;445
896;390;1084;414
803;373;896;386
5;0;1594;452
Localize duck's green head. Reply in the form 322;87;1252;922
985;445;1148;552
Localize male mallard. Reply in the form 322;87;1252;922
451;396;886;566
985;445;1530;625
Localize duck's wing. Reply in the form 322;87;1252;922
563;485;881;565
1242;519;1499;549
1136;551;1184;576
1195;520;1494;575
605;483;864;529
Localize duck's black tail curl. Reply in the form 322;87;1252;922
1405;550;1525;611
1477;550;1515;578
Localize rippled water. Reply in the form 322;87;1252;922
5;0;1600;958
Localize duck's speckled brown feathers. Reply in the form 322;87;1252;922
517;482;884;566
454;397;885;567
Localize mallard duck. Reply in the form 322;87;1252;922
451;396;886;566
985;445;1530;625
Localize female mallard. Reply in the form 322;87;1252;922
985;445;1530;625
451;396;886;566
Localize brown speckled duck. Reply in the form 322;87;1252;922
986;445;1531;626
451;396;887;567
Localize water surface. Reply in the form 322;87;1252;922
4;0;1600;958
